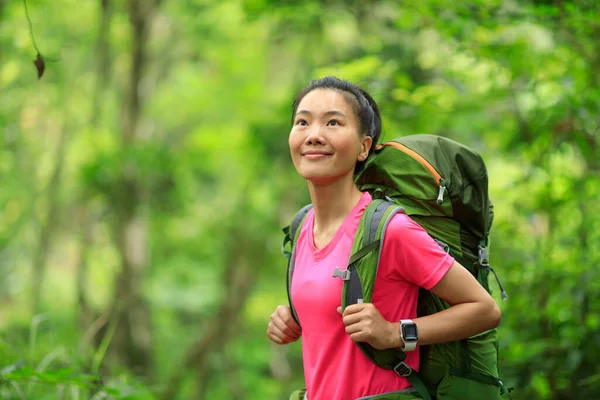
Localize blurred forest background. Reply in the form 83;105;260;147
0;0;599;399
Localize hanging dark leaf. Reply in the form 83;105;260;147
34;53;45;79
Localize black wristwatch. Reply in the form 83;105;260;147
400;319;418;351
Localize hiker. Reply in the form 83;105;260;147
266;76;502;400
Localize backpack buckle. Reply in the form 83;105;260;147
478;245;489;267
332;267;351;281
393;361;412;377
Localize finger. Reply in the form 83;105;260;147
285;318;302;336
268;331;287;344
267;329;282;344
273;315;302;340
344;321;363;335
268;320;289;339
342;312;364;327
271;316;297;338
349;331;367;343
276;307;302;336
267;323;284;343
268;324;292;343
337;306;342;315
346;303;382;321
342;303;368;316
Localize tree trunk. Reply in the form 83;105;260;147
110;211;153;374
102;0;155;377
77;0;113;343
31;123;69;315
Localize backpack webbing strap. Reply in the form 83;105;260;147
347;239;381;266
458;338;471;388
285;204;314;326
405;371;432;400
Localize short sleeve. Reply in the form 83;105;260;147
379;213;454;290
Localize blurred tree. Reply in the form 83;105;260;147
103;0;156;377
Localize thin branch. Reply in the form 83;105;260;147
22;0;40;55
91;0;112;126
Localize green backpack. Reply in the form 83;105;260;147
282;134;512;400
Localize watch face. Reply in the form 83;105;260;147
402;324;418;341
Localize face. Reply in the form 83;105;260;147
289;89;372;185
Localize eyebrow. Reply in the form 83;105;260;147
295;109;346;118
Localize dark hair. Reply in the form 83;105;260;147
291;76;382;174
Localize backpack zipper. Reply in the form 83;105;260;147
381;142;447;204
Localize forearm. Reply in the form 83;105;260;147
386;300;501;348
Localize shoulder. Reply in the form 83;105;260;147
379;210;454;287
383;210;428;241
380;210;448;257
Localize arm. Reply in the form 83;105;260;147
387;260;501;348
340;214;501;350
340;261;501;350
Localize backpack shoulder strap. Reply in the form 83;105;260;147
344;199;404;305
283;204;313;326
282;204;313;259
341;199;433;400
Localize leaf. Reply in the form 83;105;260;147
0;360;27;375
103;386;120;395
33;53;45;79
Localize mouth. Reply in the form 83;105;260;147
302;151;333;159
303;153;331;159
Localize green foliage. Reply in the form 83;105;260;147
0;0;598;399
0;315;155;399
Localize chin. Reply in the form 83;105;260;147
299;172;332;184
299;169;349;185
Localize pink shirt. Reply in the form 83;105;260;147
291;192;454;400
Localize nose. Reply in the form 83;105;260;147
304;125;326;146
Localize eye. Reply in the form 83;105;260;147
327;119;340;126
295;119;308;126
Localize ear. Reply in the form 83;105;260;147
357;135;372;162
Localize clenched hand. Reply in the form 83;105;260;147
267;305;302;345
337;303;399;350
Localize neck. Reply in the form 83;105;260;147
308;173;364;233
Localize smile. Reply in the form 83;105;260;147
303;154;332;159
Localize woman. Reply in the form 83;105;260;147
267;76;501;400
